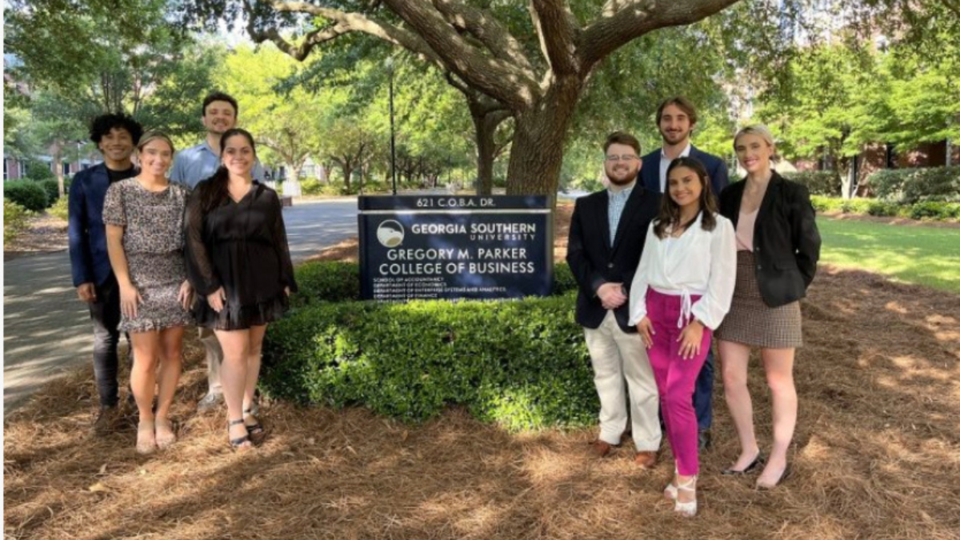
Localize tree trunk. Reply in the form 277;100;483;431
505;77;584;205
52;139;65;199
471;109;499;196
341;162;354;192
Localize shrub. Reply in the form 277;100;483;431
299;179;323;195
3;199;31;242
908;201;960;221
23;158;55;182
40;179;61;204
869;167;960;204
783;171;842;197
865;201;899;217
3;181;49;212
810;195;843;213
261;293;597;430
48;197;70;222
270;261;592;429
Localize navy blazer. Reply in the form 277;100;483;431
639;145;730;203
68;163;139;287
566;185;661;332
719;172;822;308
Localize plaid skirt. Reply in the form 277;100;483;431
715;251;804;348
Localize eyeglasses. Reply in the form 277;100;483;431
605;155;638;162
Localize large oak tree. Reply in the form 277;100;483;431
231;0;744;201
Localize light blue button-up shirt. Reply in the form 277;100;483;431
169;141;266;189
607;180;636;246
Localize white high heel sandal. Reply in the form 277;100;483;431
673;476;698;517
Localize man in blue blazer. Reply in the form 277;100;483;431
68;113;143;435
639;97;730;451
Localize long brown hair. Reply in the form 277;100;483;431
653;156;717;239
198;128;257;213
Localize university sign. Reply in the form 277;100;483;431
359;196;553;300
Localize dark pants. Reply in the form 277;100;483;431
88;274;132;408
692;349;715;431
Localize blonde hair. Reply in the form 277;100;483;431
733;124;778;163
136;131;176;155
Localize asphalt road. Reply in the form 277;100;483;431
2;198;359;414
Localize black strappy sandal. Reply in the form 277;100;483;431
228;418;252;450
243;407;265;444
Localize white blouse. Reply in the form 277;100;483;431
628;213;737;330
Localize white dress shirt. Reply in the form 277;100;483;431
628;212;737;330
658;143;692;193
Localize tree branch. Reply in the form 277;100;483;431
579;0;740;68
382;0;540;109
529;0;580;76
245;0;443;69
431;0;535;72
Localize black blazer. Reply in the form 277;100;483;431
566;185;661;331
719;172;821;308
639;145;730;203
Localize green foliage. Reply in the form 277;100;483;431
782;171;842;197
39;179;61;204
23;159;55;182
261;292;597;430
868;167;960;204
47;197;70;221
4;181;49;212
3;200;32;242
810;195;957;222
908;202;960;221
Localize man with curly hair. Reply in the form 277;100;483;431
68;113;144;435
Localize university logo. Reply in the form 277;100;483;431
376;220;404;248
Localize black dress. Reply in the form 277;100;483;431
184;180;298;330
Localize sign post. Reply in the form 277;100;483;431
359;196;553;301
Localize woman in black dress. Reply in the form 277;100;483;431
184;128;297;450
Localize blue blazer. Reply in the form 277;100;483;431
639;145;730;203
68;163;138;287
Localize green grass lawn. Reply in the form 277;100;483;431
817;216;960;293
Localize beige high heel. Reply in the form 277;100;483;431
674;476;698;517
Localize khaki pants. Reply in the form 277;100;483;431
199;327;223;395
583;311;661;452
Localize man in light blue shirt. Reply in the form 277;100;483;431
170;92;265;188
171;91;265;413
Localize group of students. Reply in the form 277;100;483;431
567;97;822;517
68;92;297;453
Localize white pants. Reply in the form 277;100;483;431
583;311;661;451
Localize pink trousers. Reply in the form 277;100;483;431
645;289;712;476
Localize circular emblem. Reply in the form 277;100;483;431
377;220;404;248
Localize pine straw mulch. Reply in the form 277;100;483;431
3;213;69;260
5;204;960;540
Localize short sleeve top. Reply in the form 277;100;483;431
102;178;190;255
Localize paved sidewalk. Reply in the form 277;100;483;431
3;199;359;415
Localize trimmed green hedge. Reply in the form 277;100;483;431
3;181;49;212
263;261;594;430
39;179;61;204
810;196;959;221
783;171;842;197
868;167;960;204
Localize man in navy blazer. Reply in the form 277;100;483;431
568;132;662;468
638;97;730;451
68;113;143;434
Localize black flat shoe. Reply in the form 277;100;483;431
756;463;791;490
721;452;764;475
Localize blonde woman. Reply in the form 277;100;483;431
716;125;821;488
103;132;193;454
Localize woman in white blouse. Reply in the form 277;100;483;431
629;157;737;517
